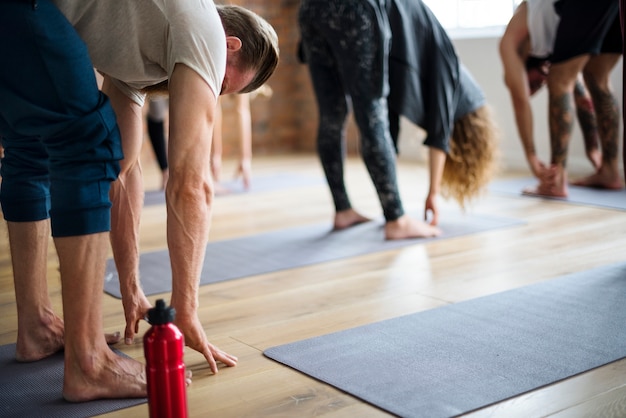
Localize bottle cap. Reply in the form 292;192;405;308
146;299;176;325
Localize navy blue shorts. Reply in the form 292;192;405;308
0;0;123;237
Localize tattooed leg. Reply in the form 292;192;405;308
571;54;623;190
523;56;588;197
573;77;602;170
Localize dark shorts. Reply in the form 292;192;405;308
0;0;123;237
551;0;622;63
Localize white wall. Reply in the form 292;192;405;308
398;28;624;176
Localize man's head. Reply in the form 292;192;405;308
525;56;550;96
217;5;279;95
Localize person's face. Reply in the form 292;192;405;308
220;36;256;95
221;65;256;95
527;62;550;96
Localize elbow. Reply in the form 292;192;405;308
166;174;214;210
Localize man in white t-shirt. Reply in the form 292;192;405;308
63;0;278;373
0;0;278;401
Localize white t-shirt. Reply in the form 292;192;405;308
54;0;226;106
526;0;560;59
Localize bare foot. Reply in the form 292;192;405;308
523;167;568;197
384;215;441;240
15;314;65;362
522;183;568;198
15;309;122;361
570;169;624;190
334;209;371;230
63;349;147;402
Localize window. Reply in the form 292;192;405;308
423;0;523;30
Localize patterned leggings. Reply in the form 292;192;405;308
299;0;405;221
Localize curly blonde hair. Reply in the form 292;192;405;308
442;105;500;209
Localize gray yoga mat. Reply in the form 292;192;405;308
0;344;146;417
264;261;626;418
489;177;626;210
143;172;325;206
104;211;525;298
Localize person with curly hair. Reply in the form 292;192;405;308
385;0;500;214
299;0;443;239
299;0;499;236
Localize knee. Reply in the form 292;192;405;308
582;69;610;95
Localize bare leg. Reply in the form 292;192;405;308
573;78;602;170
525;56;589;197
55;232;146;402
9;220;64;362
9;221;121;361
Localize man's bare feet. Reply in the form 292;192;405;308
570;167;624;190
63;349;147;402
16;314;121;362
15;313;65;362
384;215;441;240
334;209;371;230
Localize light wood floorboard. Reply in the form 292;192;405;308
1;152;625;417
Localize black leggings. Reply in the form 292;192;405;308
299;0;404;221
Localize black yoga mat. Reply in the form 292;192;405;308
104;211;524;298
264;261;626;418
489;177;626;211
143;172;325;206
0;344;146;417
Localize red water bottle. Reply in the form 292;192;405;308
144;299;188;418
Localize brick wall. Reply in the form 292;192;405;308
220;0;359;158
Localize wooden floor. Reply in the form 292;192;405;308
1;151;626;417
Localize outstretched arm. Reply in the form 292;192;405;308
233;93;252;189
167;63;238;373
499;2;546;178
211;97;223;182
102;76;152;345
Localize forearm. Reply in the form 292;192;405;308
428;147;446;196
109;165;143;295
166;180;212;315
166;63;216;318
511;98;537;158
102;76;146;299
212;97;223;159
235;94;252;160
